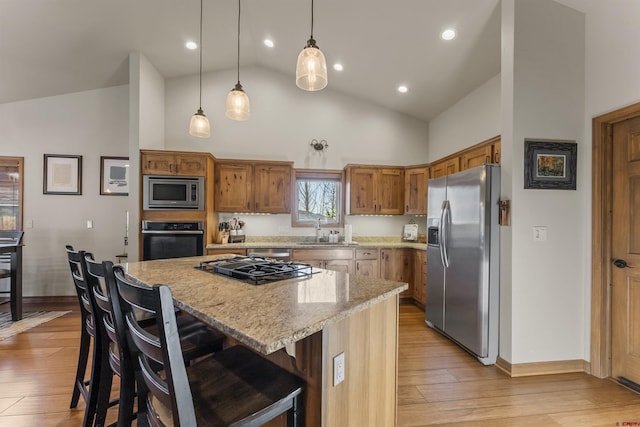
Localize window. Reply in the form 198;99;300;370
292;170;344;227
0;157;23;230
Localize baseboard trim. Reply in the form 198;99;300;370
496;357;589;377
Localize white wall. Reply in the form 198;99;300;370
555;0;640;362
164;65;430;237
0;86;130;296
428;73;502;161
503;0;586;364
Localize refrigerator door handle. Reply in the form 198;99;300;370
441;200;451;268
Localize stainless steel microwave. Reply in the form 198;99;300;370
143;176;204;210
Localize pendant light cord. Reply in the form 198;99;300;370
198;0;203;110
310;0;314;38
236;0;241;84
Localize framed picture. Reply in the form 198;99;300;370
100;156;130;195
43;154;82;195
524;140;577;190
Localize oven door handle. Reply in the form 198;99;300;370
141;230;204;235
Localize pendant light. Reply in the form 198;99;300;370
189;0;210;138
296;0;328;91
225;0;250;121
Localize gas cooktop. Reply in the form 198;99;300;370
196;256;314;285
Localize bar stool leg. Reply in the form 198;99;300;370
70;326;90;409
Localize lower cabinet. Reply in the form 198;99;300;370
354;248;380;278
380;248;413;298
413;250;426;306
292;249;354;274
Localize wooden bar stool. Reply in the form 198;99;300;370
113;266;305;426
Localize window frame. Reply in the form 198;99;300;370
0;156;24;231
291;169;345;228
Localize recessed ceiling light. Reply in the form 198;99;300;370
441;29;456;41
398;85;408;93
263;39;274;48
333;63;343;71
185;41;197;50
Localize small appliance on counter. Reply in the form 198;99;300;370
218;217;246;243
403;222;419;242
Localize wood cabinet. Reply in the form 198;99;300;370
430;158;459;179
460;136;502;170
215;160;292;213
354;248;380;278
292;248;354;274
460;145;493;170
141;150;207;176
345;165;404;215
380;248;412;298
413;250;426;306
404;165;428;215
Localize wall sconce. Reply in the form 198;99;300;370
310;139;328;151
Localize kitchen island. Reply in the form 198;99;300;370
122;254;407;427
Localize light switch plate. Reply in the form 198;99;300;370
533;226;547;242
333;352;345;386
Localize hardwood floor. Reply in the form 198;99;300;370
0;300;639;426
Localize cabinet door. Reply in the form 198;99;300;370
253;164;291;213
404;166;428;215
492;140;501;164
142;153;176;175
413;250;426;304
355;259;379;277
430;161;446;179
215;162;253;212
175;154;206;176
460;145;493;171
381;248;412;297
377;168;405;215
445;158;460;175
325;259;353;274
348;167;377;214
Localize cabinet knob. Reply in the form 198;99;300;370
485;155;490;164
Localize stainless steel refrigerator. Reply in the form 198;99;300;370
425;164;500;365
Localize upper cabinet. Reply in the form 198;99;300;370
345;165;405;215
404;165;429;215
460;136;502;171
430;158;459;179
215;160;292;213
141;150;207;176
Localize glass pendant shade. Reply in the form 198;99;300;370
296;42;328;91
225;84;250;121
189;109;210;138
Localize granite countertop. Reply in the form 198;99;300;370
206;236;427;251
122;255;408;355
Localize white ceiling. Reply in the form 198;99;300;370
0;0;503;122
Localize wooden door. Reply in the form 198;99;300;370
430;161;446;179
611;116;640;386
413;250;426;305
253;163;291;213
325;259;353;274
214;162;252;212
445;158;460;175
347;167;377;214
355;259;379;277
404;166;428;215
460;145;492;171
377;168;404;215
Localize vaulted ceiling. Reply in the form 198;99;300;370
1;0;505;122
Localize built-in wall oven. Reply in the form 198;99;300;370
142;221;204;261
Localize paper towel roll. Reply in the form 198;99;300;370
344;224;353;243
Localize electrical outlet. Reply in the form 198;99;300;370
333;352;345;386
533;226;547;242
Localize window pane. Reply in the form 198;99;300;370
0;159;22;230
296;178;341;224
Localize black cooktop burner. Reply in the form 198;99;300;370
196;256;314;285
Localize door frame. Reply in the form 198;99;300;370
591;101;640;378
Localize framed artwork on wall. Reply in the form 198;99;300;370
524;140;577;190
43;154;82;195
100;156;129;195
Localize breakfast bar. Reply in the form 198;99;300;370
122;254;407;426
